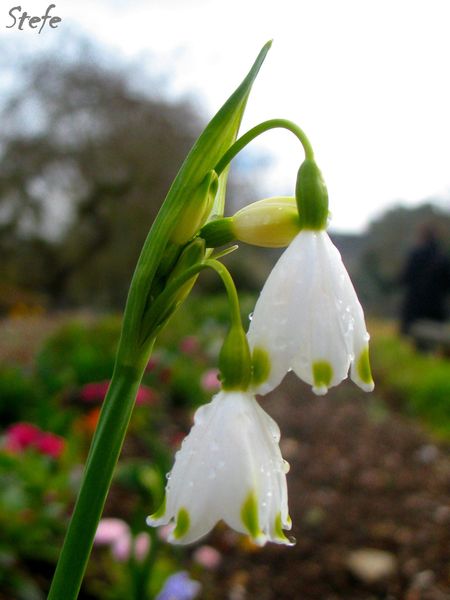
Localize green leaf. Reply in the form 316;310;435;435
118;41;272;365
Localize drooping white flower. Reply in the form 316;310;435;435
147;390;292;546
248;229;374;396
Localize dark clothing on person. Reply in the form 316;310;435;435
400;238;450;335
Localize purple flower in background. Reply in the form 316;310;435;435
156;571;201;600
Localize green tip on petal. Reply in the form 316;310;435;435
148;496;166;521
356;347;374;388
173;507;190;539
252;346;271;386
241;491;263;540
312;361;333;394
274;512;295;546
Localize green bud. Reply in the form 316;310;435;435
295;159;329;230
167;237;205;284
143;238;205;336
170;170;219;244
199;217;235;247
233;196;300;247
219;325;251;391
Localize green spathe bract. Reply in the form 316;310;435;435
48;42;272;600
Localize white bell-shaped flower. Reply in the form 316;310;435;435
248;229;374;396
147;390;292;546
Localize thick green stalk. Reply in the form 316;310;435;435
48;360;148;600
47;42;271;599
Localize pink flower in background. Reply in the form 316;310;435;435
134;532;151;562
111;533;132;562
80;381;157;406
3;422;65;459
135;385;157;406
95;518;129;545
80;381;110;403
200;369;221;392
192;545;222;570
35;432;65;458
4;422;41;452
179;336;200;354
146;356;160;372
94;519;151;563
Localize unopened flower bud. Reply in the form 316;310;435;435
232;197;300;247
200;197;300;248
171;170;219;244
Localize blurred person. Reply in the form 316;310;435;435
399;224;450;335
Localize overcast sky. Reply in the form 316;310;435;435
2;0;450;232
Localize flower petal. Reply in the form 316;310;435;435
147;390;291;546
248;230;373;395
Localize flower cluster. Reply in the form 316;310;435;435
3;422;65;459
146;47;373;551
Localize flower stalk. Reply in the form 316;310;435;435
48;41;272;600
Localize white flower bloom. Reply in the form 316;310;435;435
147;390;292;546
248;229;374;396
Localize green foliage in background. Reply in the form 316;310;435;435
371;328;450;437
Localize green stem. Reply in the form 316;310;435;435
48;361;147;600
204;259;242;328
214;118;315;176
142;259;243;338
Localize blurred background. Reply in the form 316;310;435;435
0;1;449;599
